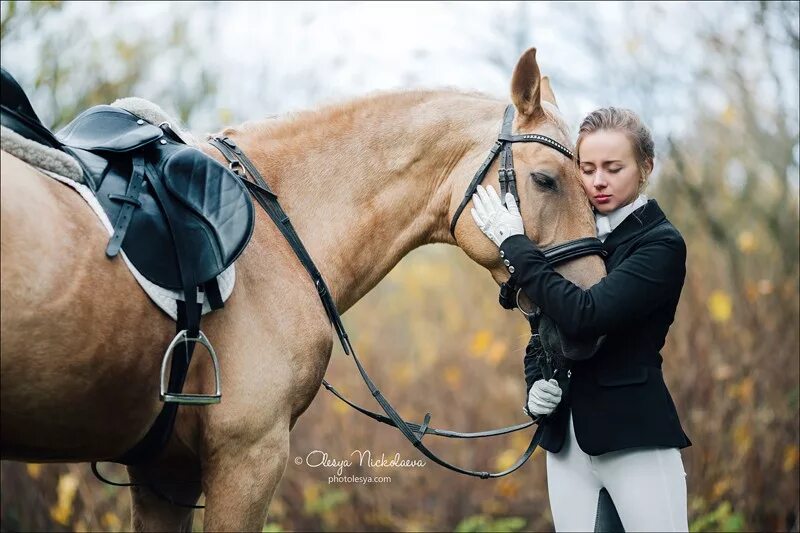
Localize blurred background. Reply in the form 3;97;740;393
1;1;798;531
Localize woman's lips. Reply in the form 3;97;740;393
595;194;611;204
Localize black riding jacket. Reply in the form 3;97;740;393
499;199;691;455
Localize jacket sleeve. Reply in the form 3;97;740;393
499;231;686;339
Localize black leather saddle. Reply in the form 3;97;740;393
2;67;254;291
1;66;255;410
56;105;254;290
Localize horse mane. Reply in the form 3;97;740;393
219;88;500;139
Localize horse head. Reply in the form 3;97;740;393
452;48;607;362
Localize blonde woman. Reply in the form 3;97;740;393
471;108;691;532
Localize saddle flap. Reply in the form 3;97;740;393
161;146;255;267
56;105;163;152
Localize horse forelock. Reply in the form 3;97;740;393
540;101;574;149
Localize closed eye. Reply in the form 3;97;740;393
531;172;557;191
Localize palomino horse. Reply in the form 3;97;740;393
0;48;605;530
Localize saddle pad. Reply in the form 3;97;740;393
42;167;235;321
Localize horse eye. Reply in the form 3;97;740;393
532;172;557;191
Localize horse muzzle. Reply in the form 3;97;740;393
538;314;605;361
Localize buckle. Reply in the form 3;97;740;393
228;159;245;177
159;330;221;405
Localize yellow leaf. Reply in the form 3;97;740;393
470;330;492;357
480;497;508;515
737;231;756;254
721;104;736;125
733;423;752;456
783;445;799;472
49;472;79;526
26;463;42;479
736;377;755;404
101;512;122;531
494;448;518;471
392;361;414;386
495;477;520;499
485;340;507;366
712;477;731;498
707;290;732;323
443;366;462;389
330;399;349;415
303;483;320;511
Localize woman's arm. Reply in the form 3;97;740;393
499;229;686;338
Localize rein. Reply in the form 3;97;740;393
208;136;545;479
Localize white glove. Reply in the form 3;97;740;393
469;184;525;247
527;378;563;417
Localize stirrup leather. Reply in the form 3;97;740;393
159;330;221;405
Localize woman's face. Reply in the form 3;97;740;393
577;129;645;214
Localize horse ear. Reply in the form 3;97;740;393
511;48;546;122
541;76;559;108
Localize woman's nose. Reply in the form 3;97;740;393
593;172;607;188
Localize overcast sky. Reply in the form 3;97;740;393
2;1;797;155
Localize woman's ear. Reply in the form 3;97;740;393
642;158;654;179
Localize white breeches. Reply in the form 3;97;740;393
546;411;689;532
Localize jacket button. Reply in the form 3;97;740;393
500;250;505;258
508;266;515;273
503;259;510;266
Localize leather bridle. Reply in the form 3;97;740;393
451;104;606;316
204;105;607;481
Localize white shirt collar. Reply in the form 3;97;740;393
595;194;648;242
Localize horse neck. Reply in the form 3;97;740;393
214;92;504;312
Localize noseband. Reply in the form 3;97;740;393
450;105;606;282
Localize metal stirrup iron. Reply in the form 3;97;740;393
159;330;221;405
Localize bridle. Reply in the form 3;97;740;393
450;105;606;309
202;105;609;483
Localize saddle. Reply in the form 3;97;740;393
1;67;255;419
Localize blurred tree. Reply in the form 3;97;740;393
0;0;219;129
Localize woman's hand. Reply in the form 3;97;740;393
470;184;524;247
527;378;563;416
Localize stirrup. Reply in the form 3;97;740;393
159;330;221;405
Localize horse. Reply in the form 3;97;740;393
0;48;606;530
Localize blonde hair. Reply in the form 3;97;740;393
575;107;655;193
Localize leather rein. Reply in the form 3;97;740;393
205;106;604;480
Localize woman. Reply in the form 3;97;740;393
471;107;691;532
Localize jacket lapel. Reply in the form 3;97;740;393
601;199;667;255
